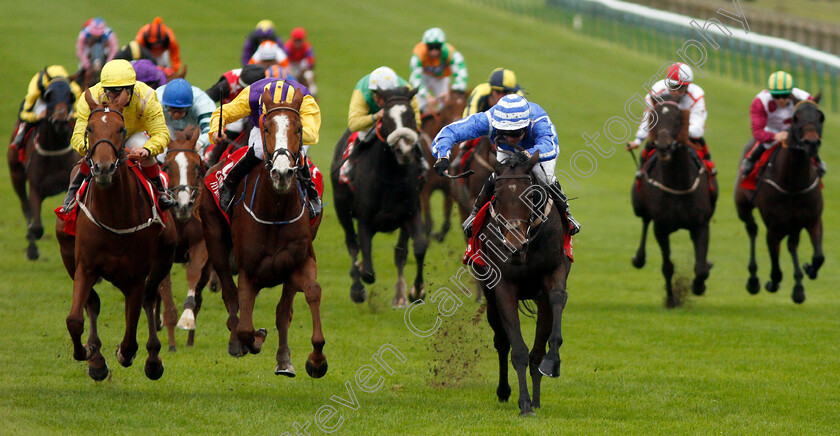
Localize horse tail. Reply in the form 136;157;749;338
518;300;537;319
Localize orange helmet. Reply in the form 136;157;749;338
143;17;170;46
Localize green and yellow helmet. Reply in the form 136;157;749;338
768;71;794;96
101;59;137;87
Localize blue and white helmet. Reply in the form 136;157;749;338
490;94;531;130
162;78;193;108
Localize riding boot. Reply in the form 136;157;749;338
462;174;495;238
547;181;581;236
814;154;827;177
219;147;261;212
10;121;32;150
60;170;87;213
741;144;766;177
299;159;321;219
635;144;653;178
148;175;176;211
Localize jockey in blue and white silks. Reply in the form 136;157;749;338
432;94;579;236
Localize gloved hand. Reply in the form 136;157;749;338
434;157;450;176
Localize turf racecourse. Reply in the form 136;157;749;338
1;0;839;434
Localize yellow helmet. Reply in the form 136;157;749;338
768;71;794;96
101;59;136;87
256;20;275;32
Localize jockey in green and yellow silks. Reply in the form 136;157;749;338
409;28;467;115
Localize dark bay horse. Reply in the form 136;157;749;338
156;128;211;350
472;151;572;416
734;100;825;303
55;91;177;380
419;90;467;241
8;79;77;260
200;87;327;378
631;97;717;307
330;87;428;308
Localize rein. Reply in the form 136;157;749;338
242;173;308;226
77;162;165;235
488;173;555;251
84;107;127;168
642;165;706;195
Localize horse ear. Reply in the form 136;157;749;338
189;126;200;148
493;160;503;175
261;86;275;110
527;151;540;169
84;89;98;110
677;109;690;145
292;87;305;109
408;87;419;100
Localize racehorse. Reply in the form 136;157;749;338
471;150;572;416
55;90;177;380
419;90;467;241
630;96;717;307
157;128;211;350
330;86;428;308
7;78;77;260
199;87;327;378
734;100;825;303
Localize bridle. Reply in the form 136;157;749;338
488;173;554;252
84;107;127;168
652;100;682;155
164;148;203;206
260;105;303;172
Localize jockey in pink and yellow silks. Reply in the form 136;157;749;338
209;77;322;216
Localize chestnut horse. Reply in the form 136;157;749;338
200;87;327;378
55;91;177;380
631;96;717;307
419;90;467;241
7;78;77;260
330;87;427;307
734;100;825;303
473;150;572;416
155;128;211;350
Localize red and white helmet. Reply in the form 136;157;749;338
665;63;693;88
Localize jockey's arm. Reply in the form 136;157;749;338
687;95;707;139
168;35;182;72
105;33;119;62
19;73;46;123
209;85;252;144
348;89;375;133
139;90;170;156
75;32;89;69
449;49;468;93
192;87;217;150
631;94;655;147
432;112;489;159
299;94;321;146
749;97;775;143
530;112;559;162
408;55;429;101
70;92;92;155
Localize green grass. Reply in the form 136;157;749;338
1;0;840;434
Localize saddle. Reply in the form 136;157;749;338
635;146;715;193
55;165;169;236
739;143;780;191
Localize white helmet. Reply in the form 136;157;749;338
368;66;399;91
422;27;446;45
490;94;531;130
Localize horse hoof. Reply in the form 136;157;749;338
538;357;561;378
392;296;408;309
210;282;219;293
631;255;645;269
26;244;39;261
144;360;164;380
275;363;297;377
692;279;706;296
497;384;511;402
116;347;135;367
350;285;367;303
409;285;426;302
168;345;177;352
765;281;779;293
228;341;247;358
361;270;376;284
28;226;44;240
792;285;806;304
519;409;536;417
746;277;760;294
803;263;818;280
305;359;328;379
155;314;164;332
88;363;110;381
177;309;196;330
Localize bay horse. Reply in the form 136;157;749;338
156;128;211;350
734;100;825;303
55;90;177;380
199;86;327;378
330;86;428;308
472;150;572;416
631;95;717;307
419;90;467;241
7;78;77;260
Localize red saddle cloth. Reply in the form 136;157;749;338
739;143;779;191
635;145;716;193
55;165;168;236
338;132;360;187
204;147;323;226
462;200;573;267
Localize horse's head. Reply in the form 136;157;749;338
377;87;421;165
492;150;541;265
43;79;75;124
163;127;204;220
648;94;689;161
789;100;824;158
84;89;127;185
260;86;304;193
